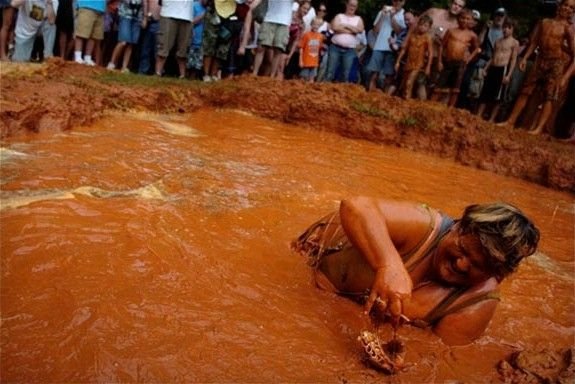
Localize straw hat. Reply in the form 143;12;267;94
215;0;237;18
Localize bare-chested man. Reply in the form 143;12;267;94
432;9;481;106
500;0;575;134
421;0;466;96
476;18;519;122
394;14;433;99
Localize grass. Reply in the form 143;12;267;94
350;101;391;119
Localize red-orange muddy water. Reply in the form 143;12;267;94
1;109;573;383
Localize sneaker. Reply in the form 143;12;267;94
84;58;96;66
211;75;220;82
106;62;115;71
202;75;212;83
74;58;84;65
121;68;130;74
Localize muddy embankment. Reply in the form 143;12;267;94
1;59;574;192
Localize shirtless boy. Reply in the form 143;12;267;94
432;9;481;106
476;18;519;122
499;0;575;134
394;14;433;99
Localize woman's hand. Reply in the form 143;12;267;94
364;265;413;319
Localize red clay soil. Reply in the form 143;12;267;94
1;59;574;192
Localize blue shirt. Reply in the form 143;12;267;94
77;0;106;13
191;1;206;47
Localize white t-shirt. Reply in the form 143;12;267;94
160;0;193;22
373;9;405;52
264;0;292;26
15;0;59;39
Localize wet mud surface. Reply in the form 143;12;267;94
0;62;574;383
1;59;574;192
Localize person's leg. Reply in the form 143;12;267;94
529;100;553;135
175;19;192;78
325;44;342;82
42;22;57;58
270;48;283;78
121;44;133;71
489;104;500;123
11;35;34;62
476;103;486;118
499;94;528;127
0;6;15;60
108;41;125;69
155;17;175;76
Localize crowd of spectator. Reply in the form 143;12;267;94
0;0;573;137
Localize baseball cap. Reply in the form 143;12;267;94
494;7;506;16
472;10;481;20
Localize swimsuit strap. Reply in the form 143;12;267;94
401;204;436;263
404;210;455;273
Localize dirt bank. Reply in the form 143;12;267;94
1;59;574;192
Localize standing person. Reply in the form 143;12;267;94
187;0;207;80
10;0;58;62
74;0;106;65
107;0;148;72
55;0;74;59
292;197;539;346
0;0;16;60
250;0;293;77
324;0;364;83
138;0;161;75
394;14;433;100
421;0;466;94
275;0;309;79
499;0;575;135
366;0;406;92
458;7;507;109
475;18;519;122
155;0;194;78
298;17;324;82
431;9;481;107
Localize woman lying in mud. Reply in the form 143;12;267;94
292;197;540;346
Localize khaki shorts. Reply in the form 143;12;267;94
157;17;192;59
75;8;104;40
258;22;289;51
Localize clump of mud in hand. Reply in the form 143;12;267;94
498;347;574;383
357;330;406;374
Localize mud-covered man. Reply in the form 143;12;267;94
500;0;575;134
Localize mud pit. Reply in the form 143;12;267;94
1;61;574;382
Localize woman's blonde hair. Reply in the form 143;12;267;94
458;202;540;281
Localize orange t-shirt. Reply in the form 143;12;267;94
299;31;325;68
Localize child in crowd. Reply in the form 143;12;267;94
394;13;432;99
298;17;325;82
432;9;481;106
74;0;107;65
475;18;518;122
107;0;147;72
187;0;207;80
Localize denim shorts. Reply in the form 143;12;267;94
366;50;396;76
118;17;141;44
